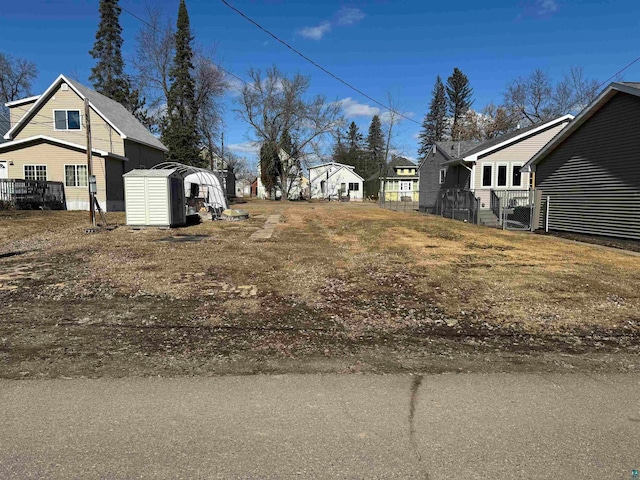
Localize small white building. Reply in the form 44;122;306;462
123;169;186;227
309;162;364;201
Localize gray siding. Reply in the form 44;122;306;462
418;148;448;213
536;92;640;240
123;140;165;171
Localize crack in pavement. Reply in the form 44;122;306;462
409;374;430;480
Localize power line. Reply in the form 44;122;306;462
595;55;640;91
218;0;419;125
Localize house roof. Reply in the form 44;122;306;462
5;95;40;108
383;156;418;177
523;82;640;172
309;162;364;182
464;115;573;161
309;161;356;170
4;74;167;153
0;116;8;144
433;141;480;163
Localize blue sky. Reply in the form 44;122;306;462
2;0;640;165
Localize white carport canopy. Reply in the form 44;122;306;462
151;162;228;210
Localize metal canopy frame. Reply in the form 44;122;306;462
151;162;228;211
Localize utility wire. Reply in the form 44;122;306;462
594;55;640;91
218;0;419;125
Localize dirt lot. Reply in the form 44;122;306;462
1;201;639;378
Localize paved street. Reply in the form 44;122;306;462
1;373;639;479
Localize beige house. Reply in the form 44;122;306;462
0;74;167;211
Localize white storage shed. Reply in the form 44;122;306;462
123;169;186;227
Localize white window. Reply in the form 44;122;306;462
54;109;81;130
439;168;447;184
65;164;88;187
24;165;47;181
511;163;523;187
348;182;359;191
497;164;508;187
400;181;412;192
482;164;493;187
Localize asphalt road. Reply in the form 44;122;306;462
1;373;639;479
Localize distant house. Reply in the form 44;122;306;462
418;141;478;213
379;156;419;202
309;162;363;201
523;82;640;240
0;74;167;211
418;115;573;219
255;148;308;200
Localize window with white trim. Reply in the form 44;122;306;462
65;164;88;187
400;181;412;192
439;168;447;184
24;165;47;181
348;182;359;191
512;164;523;187
482;164;492;187
54;110;81;130
497;164;508;187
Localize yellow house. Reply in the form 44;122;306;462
0;74;167;211
379;156;419;202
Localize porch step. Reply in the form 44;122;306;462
478;209;500;227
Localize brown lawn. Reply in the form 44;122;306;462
0;200;638;377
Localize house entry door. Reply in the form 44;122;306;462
0;161;7;180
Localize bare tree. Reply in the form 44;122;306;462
0;53;37;125
238;66;343;199
503;67;600;125
380;92;401;203
133;3;227;153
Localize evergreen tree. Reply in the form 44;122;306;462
163;0;200;164
346;121;364;173
89;0;144;116
331;129;349;165
260;141;280;199
365;115;384;178
446;67;473;141
418;75;447;159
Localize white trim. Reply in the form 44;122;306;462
481;163;493;188
495;162;509;188
0;134;115;158
439;168;446;184
5;95;40;108
464;114;574;163
309;162;357;171
523;82;640;172
52;108;82;131
23;164;48;181
399;180;412;192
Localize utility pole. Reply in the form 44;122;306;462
220;132;225;171
85;98;96;227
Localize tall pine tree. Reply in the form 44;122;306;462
366;115;384;179
89;0;144;116
163;0;200;164
446;67;473;141
418;75;447;159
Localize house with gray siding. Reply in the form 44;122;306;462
418;116;573;221
418;141;478;213
523;82;640;240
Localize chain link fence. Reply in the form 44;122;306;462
490;189;534;230
378;189;419;213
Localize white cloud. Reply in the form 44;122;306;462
297;7;365;40
298;22;332;40
538;0;558;15
228;142;260;155
338;97;380;117
335;7;365;26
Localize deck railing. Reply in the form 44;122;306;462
436;188;479;224
0;179;66;209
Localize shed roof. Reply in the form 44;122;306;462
123;169;178;178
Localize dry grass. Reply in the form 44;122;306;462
1;201;639;332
